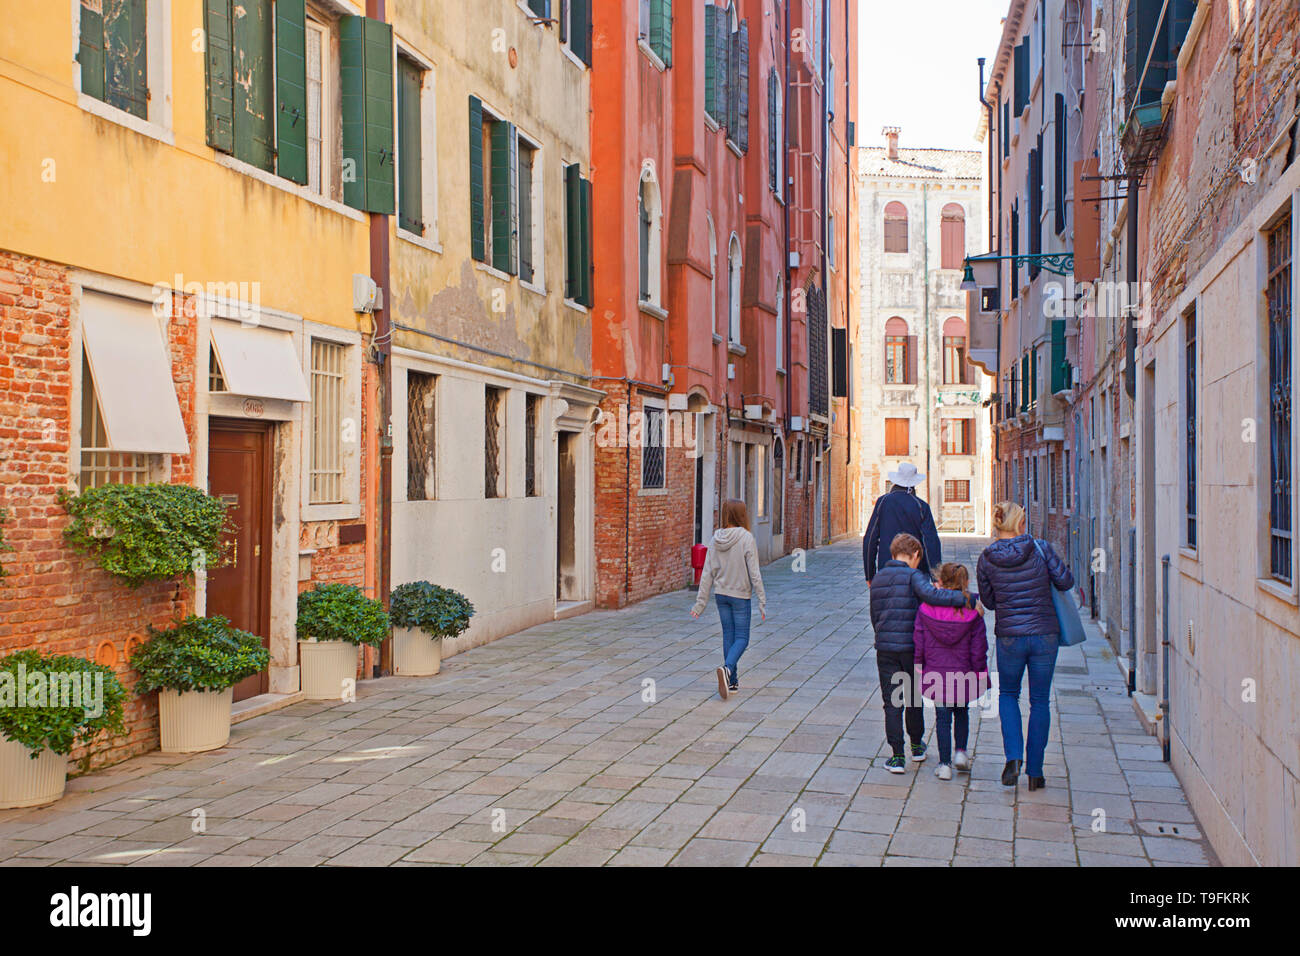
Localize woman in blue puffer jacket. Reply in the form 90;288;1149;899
975;500;1074;792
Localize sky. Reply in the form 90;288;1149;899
854;0;1014;153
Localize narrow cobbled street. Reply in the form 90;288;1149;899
0;538;1214;867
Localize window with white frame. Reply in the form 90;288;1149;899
708;213;718;336
776;273;785;371
309;339;346;505
642;398;666;490
76;0;171;132
638;166;663;306
397;49;439;241
80;349;153;488
752;442;767;519
727;234;742;344
305;17;329;196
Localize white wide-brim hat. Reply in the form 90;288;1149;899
887;462;925;487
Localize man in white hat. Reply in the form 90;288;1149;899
863;462;943;584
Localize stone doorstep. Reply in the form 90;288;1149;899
231;692;307;726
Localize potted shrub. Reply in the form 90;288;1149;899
389;582;475;676
295;583;388;701
129;616;271;753
0;650;127;808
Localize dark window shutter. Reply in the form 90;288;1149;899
725;20;738;136
491;121;519;274
1013;41;1027;113
831;327;848;397
526;0;551;16
1051;318;1068;393
1054;93;1066;235
768;69;778;192
579;174;595;307
1020;353;1030;411
905;335;917;385
104;0;148;119
341;15;395;214
79;1;106;103
1001;98;1009;158
650;0;672;67
203;0;234;152
735;20;750;152
570;0;592;66
1031;345;1039;404
397;57;424;234
275;0;308;185
518;146;534;284
469;96;486;262
231;0;274;171
564;163;581;299
704;6;719;119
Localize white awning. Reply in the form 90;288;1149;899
210;321;312;403
80;291;189;454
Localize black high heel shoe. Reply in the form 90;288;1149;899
1001;760;1022;787
1027;776;1046;791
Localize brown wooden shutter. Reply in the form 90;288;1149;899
905;336;917;384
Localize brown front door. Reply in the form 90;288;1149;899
207;419;273;702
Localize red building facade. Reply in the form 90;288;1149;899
590;0;856;608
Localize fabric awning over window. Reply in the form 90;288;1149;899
80;291;189;454
210;321;312;403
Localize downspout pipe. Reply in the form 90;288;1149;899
1125;176;1138;400
1160;553;1171;761
922;182;931;505
783;0;791;475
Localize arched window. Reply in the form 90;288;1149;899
772;435;784;534
727;234;742;344
707;213;717;336
941;203;966;270
885;316;910;384
883;201;909;254
942;316;968;384
638;166;662;306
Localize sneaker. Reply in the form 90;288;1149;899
885;754;907;774
728;683;739;693
716;666;730;700
953;750;971;772
910;742;927;763
935;763;953;781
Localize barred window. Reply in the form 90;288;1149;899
642;404;665;490
525;393;541;497
407;371;436;501
79;351;151;489
485;386;505;499
309;340;346;505
944;479;970;503
1268;213;1293;582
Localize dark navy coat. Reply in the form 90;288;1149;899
869;559;973;653
975;535;1075;638
863;488;943;581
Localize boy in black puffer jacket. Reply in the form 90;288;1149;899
869;533;979;773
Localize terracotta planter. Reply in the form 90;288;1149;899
299;638;358;701
0;736;66;809
393;626;442;676
158;687;233;753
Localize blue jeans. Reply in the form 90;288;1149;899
716;594;751;686
996;634;1060;777
934;706;970;765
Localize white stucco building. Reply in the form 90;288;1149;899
855;130;993;534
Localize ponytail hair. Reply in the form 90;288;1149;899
992;500;1026;535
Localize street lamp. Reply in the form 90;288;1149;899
961;251;1076;284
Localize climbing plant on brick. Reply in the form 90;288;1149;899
59;484;230;588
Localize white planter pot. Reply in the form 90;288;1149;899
158;687;233;754
393;626;442;677
0;736;67;809
299;638;359;701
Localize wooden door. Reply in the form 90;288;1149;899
207;420;273;702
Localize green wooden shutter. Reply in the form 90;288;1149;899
490;121;518;274
1020;353;1030;411
1050;319;1068;393
233;0;274;172
735;20;749;153
204;0;234;152
704;6;718;118
1030;345;1039;405
1013;40;1027;114
579;174;594;307
649;0;672;66
276;0;308;185
397;57;424;234
767;69;777;191
526;0;551;17
725;21;739;136
564;163;581;300
340;15;395;214
469;96;486;262
104;0;148;119
518;146;534;283
570;0;591;66
79;1;106;103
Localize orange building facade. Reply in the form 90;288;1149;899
590;0;858;608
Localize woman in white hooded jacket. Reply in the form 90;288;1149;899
691;499;766;700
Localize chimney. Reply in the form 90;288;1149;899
883;126;900;161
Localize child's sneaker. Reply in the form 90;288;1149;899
715;666;729;700
935;763;953;781
953;750;971;772
885;754;907;774
910;742;927;763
